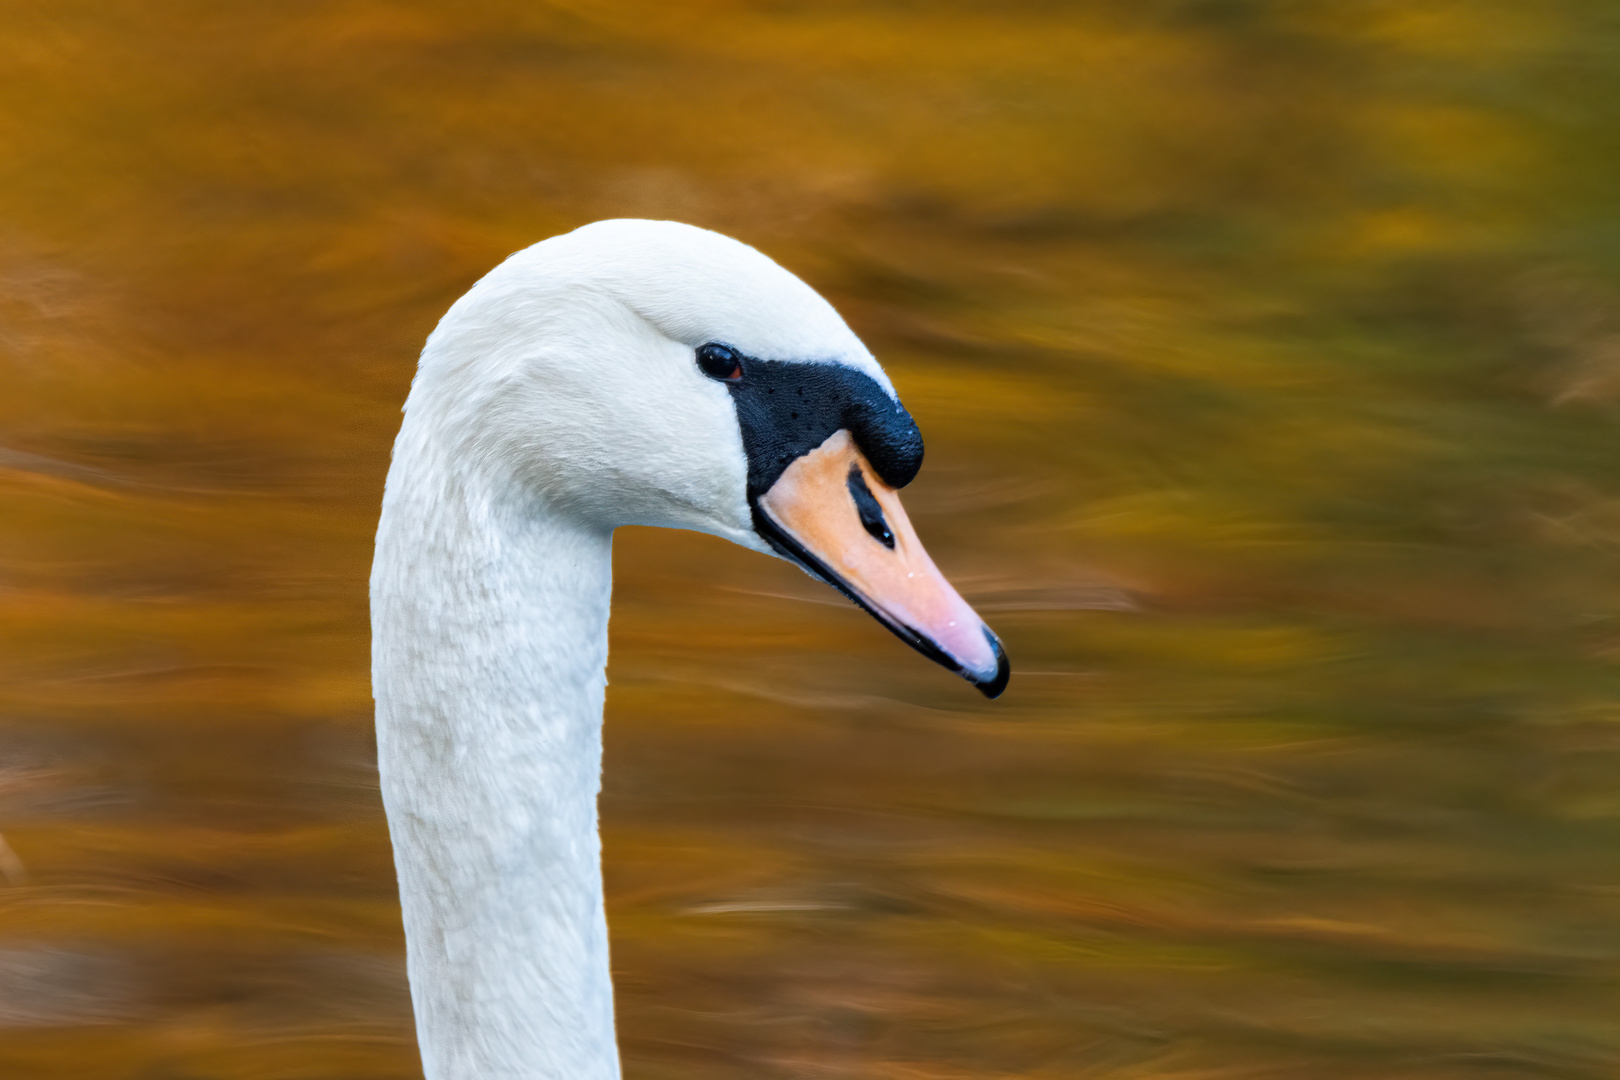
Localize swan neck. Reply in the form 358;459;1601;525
372;448;619;1080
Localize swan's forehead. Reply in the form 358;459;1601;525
535;219;896;398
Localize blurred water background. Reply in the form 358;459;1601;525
4;2;1620;1077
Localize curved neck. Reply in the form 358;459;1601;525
372;438;619;1080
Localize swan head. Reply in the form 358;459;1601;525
408;219;1009;697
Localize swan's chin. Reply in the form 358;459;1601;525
752;430;1010;699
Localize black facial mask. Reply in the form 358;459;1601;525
697;345;925;503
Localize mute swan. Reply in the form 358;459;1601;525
371;219;1008;1079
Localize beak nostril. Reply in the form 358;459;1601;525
846;464;896;549
756;430;1007;696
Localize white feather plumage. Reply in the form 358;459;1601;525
372;220;889;1078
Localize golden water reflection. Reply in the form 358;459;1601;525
4;2;1620;1077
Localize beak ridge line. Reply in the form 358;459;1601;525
751;502;1010;697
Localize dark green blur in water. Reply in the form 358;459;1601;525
3;2;1620;1077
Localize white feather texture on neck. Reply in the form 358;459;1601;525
371;220;883;1079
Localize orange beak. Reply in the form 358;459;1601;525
753;430;1009;697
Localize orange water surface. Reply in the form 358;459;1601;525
4;3;1620;1078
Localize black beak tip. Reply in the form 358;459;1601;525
973;629;1011;699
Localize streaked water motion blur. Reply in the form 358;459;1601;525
4;3;1620;1077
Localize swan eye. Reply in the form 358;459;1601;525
696;343;743;382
